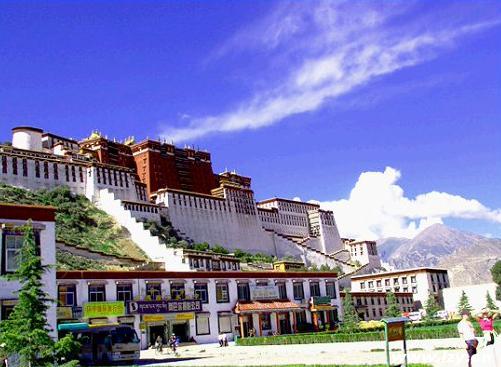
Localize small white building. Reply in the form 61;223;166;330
0;202;57;337
56;270;341;348
443;282;500;316
351;267;450;309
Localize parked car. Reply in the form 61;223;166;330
403;311;422;322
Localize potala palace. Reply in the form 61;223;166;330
0;126;382;273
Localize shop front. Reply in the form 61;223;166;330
310;296;338;331
234;300;302;337
128;299;201;349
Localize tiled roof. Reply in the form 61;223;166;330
235;300;301;313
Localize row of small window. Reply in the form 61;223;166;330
172;194;228;212
363;306;414;320
361;276;417;290
1;155;84;183
189;257;240;271
123;203;159;214
355;296;413;306
96;167;129;188
280;214;307;227
277;201;316;214
59;282;230;306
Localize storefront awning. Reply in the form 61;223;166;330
235;300;301;313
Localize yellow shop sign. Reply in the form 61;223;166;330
83;301;125;318
165;312;195;321
143;314;165;322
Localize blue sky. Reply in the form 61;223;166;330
1;1;500;239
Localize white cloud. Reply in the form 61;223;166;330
312;167;501;240
159;2;500;142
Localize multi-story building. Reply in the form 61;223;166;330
350;267;450;309
344;240;382;269
0;126;351;272
341;291;414;321
56;270;341;348
0;202;57;337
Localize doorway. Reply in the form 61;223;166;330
241;315;254;337
171;321;190;342
278;313;291;335
149;324;166;346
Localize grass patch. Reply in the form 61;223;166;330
237;321;501;346
0;183;147;264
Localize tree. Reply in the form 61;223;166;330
384;292;401;318
211;244;229;254
341;290;360;332
491;261;501;301
0;222;54;367
485;291;498;310
424;292;440;320
457;290;473;315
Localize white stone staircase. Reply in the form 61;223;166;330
96;189;188;270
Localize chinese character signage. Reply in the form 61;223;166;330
83;301;125;318
128;300;202;314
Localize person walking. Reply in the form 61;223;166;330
477;308;498;346
457;310;478;367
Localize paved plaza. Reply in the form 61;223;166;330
139;338;499;367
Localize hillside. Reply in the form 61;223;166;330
0;183;148;264
378;223;501;286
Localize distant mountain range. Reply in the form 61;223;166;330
377;224;501;286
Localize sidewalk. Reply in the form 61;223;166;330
139;338;497;367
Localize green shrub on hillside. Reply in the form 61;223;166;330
0;183;145;260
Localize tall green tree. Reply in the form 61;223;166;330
457;290;473;315
0;222;54;367
341;290;360;332
384;292;401;318
485;291;498;310
424;292;440;320
491;261;501;301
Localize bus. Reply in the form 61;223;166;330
58;323;140;364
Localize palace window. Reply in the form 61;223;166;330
108;170;112;185
309;282;321;297
71;166;76;182
88;284;106;302
2;233;24;273
411;276;416;283
43;161;49;179
1;156;7;174
35;160;40;178
368;281;374;289
218;313;232;333
194;283;209;303
237;282;250;301
216;283;230;303
385;279;390;287
170;283;185;300
103;169;107;184
146;283;162;300
96;167;100;183
277;282;288;299
293;282;304;300
113;171;117;186
124;173;129;187
116;283;133;302
53;163;58;180
22;158;28;177
58;284;77;306
196;313;210;335
12;157;17;175
326;282;337;298
65;165;69;181
79;167;83;182
360;282;366;290
376;280;382;288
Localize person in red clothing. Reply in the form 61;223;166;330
477;308;498;346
